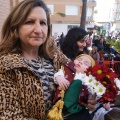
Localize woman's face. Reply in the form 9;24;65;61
77;41;86;52
74;55;92;73
18;7;48;50
76;36;88;52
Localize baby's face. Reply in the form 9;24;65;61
74;56;92;73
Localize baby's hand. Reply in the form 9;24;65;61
55;76;70;90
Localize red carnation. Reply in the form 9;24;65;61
85;64;119;103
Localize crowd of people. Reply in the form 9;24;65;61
0;0;120;120
92;35;120;61
56;31;120;62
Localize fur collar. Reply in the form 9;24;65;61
0;54;27;73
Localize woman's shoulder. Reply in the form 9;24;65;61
0;53;21;62
0;53;26;73
0;53;18;58
52;49;71;71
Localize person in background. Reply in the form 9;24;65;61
92;35;99;47
113;62;120;79
59;32;64;47
100;35;107;51
104;108;120;120
0;0;70;119
90;46;100;61
61;27;88;60
92;102;114;120
97;37;104;52
104;44;120;61
54;36;60;47
93;96;120;120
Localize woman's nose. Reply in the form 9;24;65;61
34;23;42;33
82;42;86;46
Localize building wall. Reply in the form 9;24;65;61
0;0;96;38
0;0;10;39
44;0;96;36
44;0;82;24
44;0;96;24
113;0;120;30
0;0;23;38
52;23;79;37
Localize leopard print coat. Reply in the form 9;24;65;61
0;52;70;120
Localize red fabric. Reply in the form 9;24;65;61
113;62;120;79
98;50;104;58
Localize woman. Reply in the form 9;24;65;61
55;27;97;120
0;0;69;119
0;1;97;119
91;46;100;60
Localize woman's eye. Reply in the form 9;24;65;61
40;21;47;26
80;40;84;43
25;21;33;24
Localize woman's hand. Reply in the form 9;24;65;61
81;94;97;111
87;99;97;111
55;75;70;90
103;102;114;111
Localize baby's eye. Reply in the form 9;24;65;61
84;62;89;66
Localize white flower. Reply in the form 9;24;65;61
81;74;106;98
86;75;96;85
87;85;96;94
94;83;106;96
114;78;120;89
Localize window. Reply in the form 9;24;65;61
47;5;54;15
87;7;92;17
86;7;93;20
65;5;78;15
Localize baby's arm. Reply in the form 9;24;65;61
54;68;70;90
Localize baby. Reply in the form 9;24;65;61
54;54;95;119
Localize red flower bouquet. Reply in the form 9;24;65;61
85;64;120;103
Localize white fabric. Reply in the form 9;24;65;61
54;68;64;78
92;107;113;120
74;72;85;80
54;68;64;84
54;68;85;83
